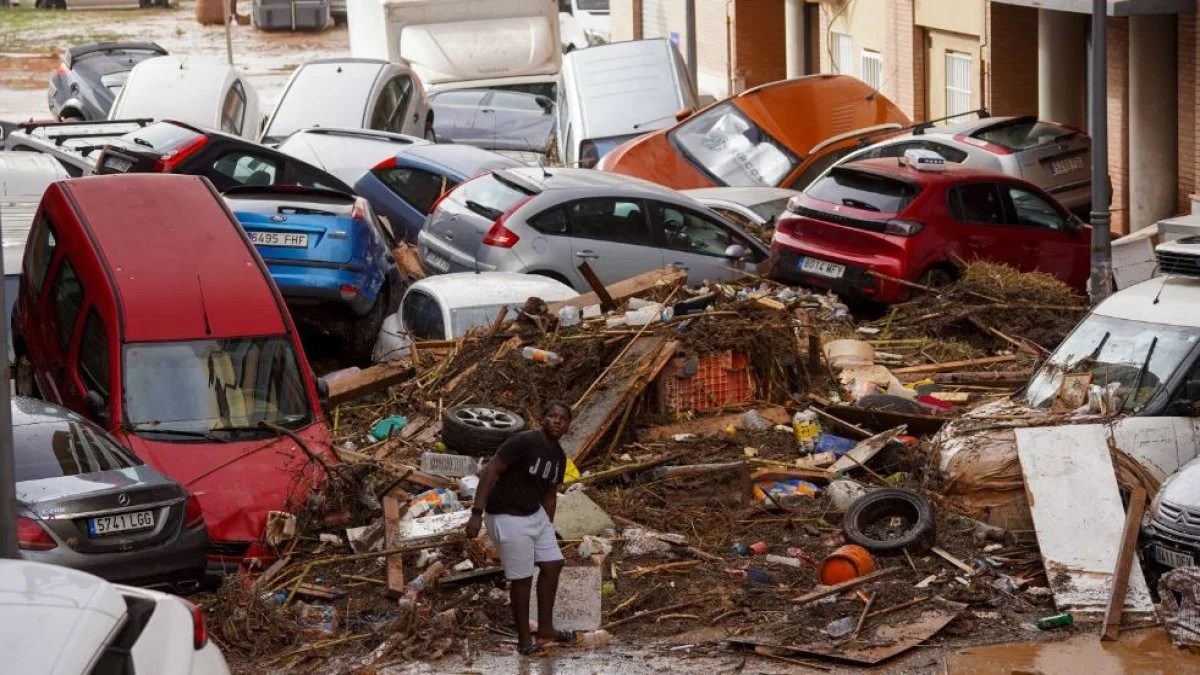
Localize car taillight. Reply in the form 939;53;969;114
17;516;56;551
885;219;924;236
55;63;70;76
180;598;208;649
786;195;804;213
183;494;204;529
351;197;368;221
579;140;599;168
774;215;797;237
339;284;359;300
481;195;533;248
153;135;208;172
372;156;398;170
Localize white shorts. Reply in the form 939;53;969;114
484;508;563;580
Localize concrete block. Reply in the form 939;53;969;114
553;490;615;540
529;565;602;632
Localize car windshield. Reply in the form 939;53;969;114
805;168;921;213
448;173;532;219
450;305;519;338
973;119;1078;152
123;336;312;437
669;102;798;187
15;419;141;482
1024;314;1200;413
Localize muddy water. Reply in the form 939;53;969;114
949;629;1200;674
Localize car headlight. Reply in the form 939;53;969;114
584;29;608;46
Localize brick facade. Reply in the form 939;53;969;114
1179;11;1196;214
1108;18;1130;234
983;3;1038;117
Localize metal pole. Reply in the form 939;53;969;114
1088;0;1112;304
223;0;234;66
0;213;18;559
785;0;806;79
685;0;698;94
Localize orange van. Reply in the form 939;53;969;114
596;74;911;191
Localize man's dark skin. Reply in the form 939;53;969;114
465;406;571;652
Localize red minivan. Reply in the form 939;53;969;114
14;173;338;573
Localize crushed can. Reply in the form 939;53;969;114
1034;613;1074;630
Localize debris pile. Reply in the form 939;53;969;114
198;263;1140;673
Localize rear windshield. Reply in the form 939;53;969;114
122;122;204;156
225;189;355;215
265;65;376;143
15;419;141;482
972;119;1078;152
805;168;921;214
447;173;533;220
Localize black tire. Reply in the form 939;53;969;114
442;404;526;457
843;488;935;554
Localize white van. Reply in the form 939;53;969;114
557;38;697;168
346;0;561;98
559;0;610;50
108;56;261;140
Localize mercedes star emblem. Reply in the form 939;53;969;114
117;493;129;506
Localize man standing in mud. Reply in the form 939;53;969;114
466;402;574;656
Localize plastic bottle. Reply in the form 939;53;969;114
405;560;446;600
522;346;562;366
406;488;462;519
557;305;581;327
1034;613;1074;630
741;409;770;431
792;409;821;454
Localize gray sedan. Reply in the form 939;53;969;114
417;167;769;292
15;396;208;592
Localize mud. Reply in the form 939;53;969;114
948;628;1200;674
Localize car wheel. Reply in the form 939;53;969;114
15;352;39;398
442;404;526;457
918;267;955;290
346;286;390;363
842;488;936;554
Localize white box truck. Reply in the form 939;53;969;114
347;0;561;97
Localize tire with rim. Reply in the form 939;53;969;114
442;404;526;457
842;488;936;554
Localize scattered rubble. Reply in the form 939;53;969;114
195;262;1173;673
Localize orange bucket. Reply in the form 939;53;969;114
818;544;876;585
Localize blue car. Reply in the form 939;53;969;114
225;186;400;361
353;143;524;243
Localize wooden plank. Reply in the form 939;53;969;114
327;363;414;406
1102;484;1148;641
931;546;975;576
828;425;906;474
789;568;898;606
382;493;406;597
577;261;616;313
891;354;1018;375
560;337;677;462
549;266;686;313
639;406;791;441
1015;426;1154;616
824;404;946;436
392;243;426;280
335;448;453;489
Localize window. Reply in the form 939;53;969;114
209;152;280;190
565;198;651;245
78;310;109;398
528;207;570;235
950;184;1006;224
711;207;755;230
670;102;799;187
1006;185;1066;230
831;32;854;76
24;216;57;292
220;81;247;136
14;418;141;482
860;49;883;90
287;161;345;192
375;167;452;215
653;203;753;259
945;52;973;120
447;173;533;217
806;168;921;214
973;119;1080;152
370;76;415;133
49;259;83;349
400;290;446;341
789;145;860;191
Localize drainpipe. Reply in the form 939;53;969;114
686;0;698;94
1088;0;1112;304
785;0;806;78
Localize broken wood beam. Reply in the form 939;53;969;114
549;266;686;313
335;448;454;489
577;260;617;313
931;546;976;576
924;370;1032;386
646;461;745;480
891;355;1019;375
790;568;898;606
640;407;790;440
392;243;427;280
603;600;701;630
1102;485;1148;642
327;363;414;406
382;493;407;597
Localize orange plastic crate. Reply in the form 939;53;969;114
657;350;757;413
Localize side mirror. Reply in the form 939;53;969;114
674;107;694;123
316;377;330;412
84;391;109;427
724;244;748;260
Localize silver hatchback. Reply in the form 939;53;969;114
416;167;770;291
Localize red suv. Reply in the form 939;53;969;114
14;173;338;573
769;155;1091;303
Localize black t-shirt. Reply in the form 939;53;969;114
485;430;566;516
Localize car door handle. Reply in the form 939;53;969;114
670;262;690;271
575;250;599;259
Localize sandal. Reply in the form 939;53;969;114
549;629;578;644
517;641;548;657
